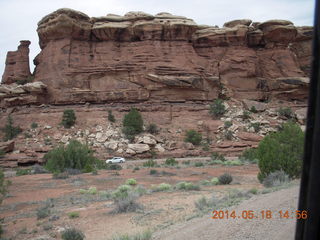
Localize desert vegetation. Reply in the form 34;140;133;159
1;115;22;141
122;108;144;141
61;109;76;128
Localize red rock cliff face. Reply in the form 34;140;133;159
3;9;313;106
2;40;32;84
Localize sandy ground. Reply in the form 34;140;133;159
1;163;261;240
153;185;300;240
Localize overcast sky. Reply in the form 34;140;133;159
0;0;315;79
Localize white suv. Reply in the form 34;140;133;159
106;157;126;164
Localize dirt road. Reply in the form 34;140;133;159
153;185;300;240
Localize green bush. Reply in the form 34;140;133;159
146;123;159;134
126;178;137;185
0;169;10;204
256;121;304;181
240;148;258;163
31;122;38;129
61;228;85;240
241;111;251;120
36;205;51;219
44;140;99;173
175;182;200;191
149;169;158;175
108;110;116;123
218;173;233;185
211;177;219;185
143;159;156;168
61;109;76;128
184;130;202;145
224;130;233;140
0;150;5;158
16;168;31;176
194;162;204;167
122;108;143;140
152;183;172;192
277;107;293;119
209;99;227;118
211;152;226;161
250;122;261;133
224;121;232;129
2;115;22;141
250;106;258;113
68;212;80;219
165;158;178;166
223;160;243;166
111;185;143;213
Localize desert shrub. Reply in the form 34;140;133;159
224;121;232;129
240;148;258;163
106;163;122;170
256;121;304;181
16;168;31;176
175;182;200;191
146;123;159;134
68;212;80;219
211;152;226;161
43;223;53;231
31;122;38;129
143;159;156;167
152;183;172;192
112;230;152;240
194;162;204;167
32;164;49;174
209;160;224;165
122;108;143;140
211;177;219;185
223;160;243;166
262;170;290;188
150;150;157;159
126;178;137;186
36;205;51;219
24;132;32;138
2;115;22;141
52;172;69;179
165;158;178;166
133;167;140;171
134;185;147;196
108;110;116;123
241;111;251;120
209;99;227;118
184;130;202;145
218;173;233;185
249;188;258;194
277;107;293;119
250;122;261;133
0;169;10;204
224;130;233;140
65;168;82;175
61;109;76;128
195;189;251;213
61;228;85;240
0;150;4;158
111;189;143;214
182;160;190;165
250;106;258;113
44;140;99;173
149;169;158;175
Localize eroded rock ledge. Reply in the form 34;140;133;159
1;8;312;107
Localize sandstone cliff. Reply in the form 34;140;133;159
1;8;312;107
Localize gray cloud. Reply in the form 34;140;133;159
0;0;314;79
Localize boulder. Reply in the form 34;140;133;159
242;100;267;112
104;141;119;150
127;144;150;154
96;132;108;143
237;132;263;142
223;19;252;28
155;144;165;152
295;108;307;124
0;140;15;153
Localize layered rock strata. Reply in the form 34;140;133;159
1;9;313;107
